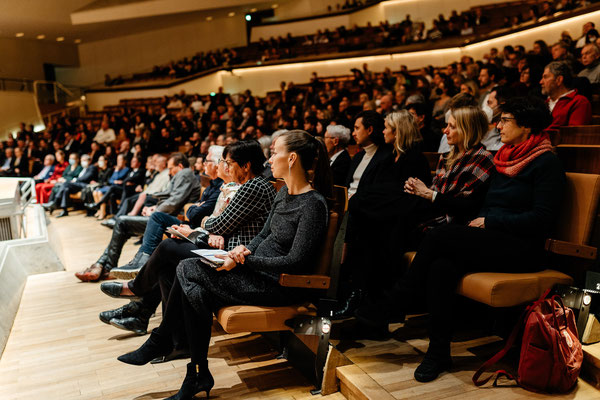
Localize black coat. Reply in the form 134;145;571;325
331;149;352;187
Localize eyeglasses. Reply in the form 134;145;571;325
498;117;516;125
219;158;236;167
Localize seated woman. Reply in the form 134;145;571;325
42;153;82;213
358;97;565;383
338;107;495;319
89;153;130;220
97;145;243;334
116;130;332;400
35;150;68;204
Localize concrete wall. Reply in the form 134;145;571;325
0;205;64;357
0;38;78;81
0;92;43;140
56;16;248;88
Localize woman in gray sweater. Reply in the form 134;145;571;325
117;130;333;400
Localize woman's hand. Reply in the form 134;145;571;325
404;177;434;200
170;224;193;239
468;217;486;229
208;234;225;249
215;255;237;271
228;245;251;264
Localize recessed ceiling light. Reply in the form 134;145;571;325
228;12;235;17
250;8;257;12
74;39;81;44
56;36;64;42
206;16;213;21
15;32;24;37
272;4;279;8
36;34;45;40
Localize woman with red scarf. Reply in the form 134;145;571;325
356;97;566;383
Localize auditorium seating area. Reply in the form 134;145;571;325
4;1;600;399
103;0;597;87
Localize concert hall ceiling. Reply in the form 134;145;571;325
0;0;290;43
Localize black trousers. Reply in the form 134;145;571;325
394;224;542;359
129;238;201;314
96;216;148;270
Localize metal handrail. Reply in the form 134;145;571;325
0;177;37;238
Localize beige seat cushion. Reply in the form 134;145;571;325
457;270;573;307
216;304;316;334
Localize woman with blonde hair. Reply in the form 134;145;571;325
349;106;495;323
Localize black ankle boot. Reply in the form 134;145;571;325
331;289;364;320
166;361;214;400
117;329;171;365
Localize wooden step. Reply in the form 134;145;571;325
583;342;600;389
336;364;395;400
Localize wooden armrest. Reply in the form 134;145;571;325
545;239;597;260
279;274;330;289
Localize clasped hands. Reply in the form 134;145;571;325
214;245;252;272
404;177;434;200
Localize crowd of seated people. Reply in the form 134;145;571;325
107;0;593;86
2;18;598;396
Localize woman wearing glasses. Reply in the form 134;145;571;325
116;130;332;400
98;141;275;331
357;97;565;383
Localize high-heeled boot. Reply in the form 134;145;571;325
117;328;171;365
166;361;214;400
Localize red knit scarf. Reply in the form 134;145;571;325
494;133;553;177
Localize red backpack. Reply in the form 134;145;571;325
472;290;583;393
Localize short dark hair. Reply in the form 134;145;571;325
500;96;552;135
406;102;427;117
169;152;190;168
354;110;385;145
491;85;515;105
227;140;266;175
481;64;501;82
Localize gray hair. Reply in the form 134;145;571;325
546;61;574;88
326;124;351;147
81;154;91;162
207;145;224;163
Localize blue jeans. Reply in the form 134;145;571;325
139;211;182;254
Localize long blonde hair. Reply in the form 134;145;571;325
385;110;422;156
445;106;487;169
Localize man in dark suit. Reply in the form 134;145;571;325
53;154;98;217
324;124;352;186
10;147;29;177
334;110;392;319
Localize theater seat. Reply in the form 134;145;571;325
456;270;573;307
405;172;600;308
217;303;316;334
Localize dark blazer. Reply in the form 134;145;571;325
345;144;393;191
122;167;146;187
74;166;98;184
11;155;29;176
331;149;351;187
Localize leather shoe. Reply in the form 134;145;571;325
101;218;116;229
99;301;144;324
414;356;452;382
84;202;99;210
55;209;69;218
110;252;150;280
100;282;138;299
111;315;150;335
42;201;57;214
74;263;104;282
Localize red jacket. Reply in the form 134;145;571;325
547;89;592;129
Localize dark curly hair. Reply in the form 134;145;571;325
499;96;552;135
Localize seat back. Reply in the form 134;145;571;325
314;185;347;275
554;172;600;246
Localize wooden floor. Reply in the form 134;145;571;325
2;209;599;400
0;210;345;400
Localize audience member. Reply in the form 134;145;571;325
324;125;352;186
